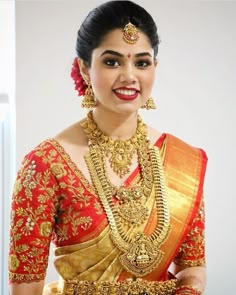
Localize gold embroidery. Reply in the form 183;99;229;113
63;278;177;295
13;179;23;196
94;200;103;215
47;139;96;197
40;222;52;237
9;272;45;282
174;198;205;266
51;163;67;178
9;254;20;272
9;140;105;283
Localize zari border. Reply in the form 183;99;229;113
62;278;177;295
9;271;45;283
158;134;207;279
118;134;207;281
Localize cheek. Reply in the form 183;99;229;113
90;70;105;91
142;71;156;89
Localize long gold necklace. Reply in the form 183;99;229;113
81;111;170;277
81;111;152;225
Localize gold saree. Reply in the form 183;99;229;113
43;134;207;295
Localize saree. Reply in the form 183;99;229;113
8;133;207;294
43;134;207;294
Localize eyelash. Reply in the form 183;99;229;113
103;58;152;68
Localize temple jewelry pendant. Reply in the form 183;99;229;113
116;201;149;226
119;235;164;277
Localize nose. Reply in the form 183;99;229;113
119;64;137;84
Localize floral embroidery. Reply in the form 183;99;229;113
22;160;37;200
9;254;20;272
174;198;206;266
94;200;103;215
9;138;206;284
8;140;105;283
51;163;67;178
40;222;52;237
25;217;35;233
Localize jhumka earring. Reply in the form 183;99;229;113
141;97;156;110
81;80;96;109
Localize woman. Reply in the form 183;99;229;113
8;1;207;294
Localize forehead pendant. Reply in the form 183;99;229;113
123;22;139;44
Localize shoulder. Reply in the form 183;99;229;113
22;120;86;163
164;133;208;162
18;140;57;175
54;119;87;147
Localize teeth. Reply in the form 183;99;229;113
115;89;136;95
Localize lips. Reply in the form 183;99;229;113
113;88;139;101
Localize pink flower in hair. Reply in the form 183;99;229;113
71;58;87;96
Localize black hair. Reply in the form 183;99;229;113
76;0;159;66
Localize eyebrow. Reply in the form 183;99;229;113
100;50;152;58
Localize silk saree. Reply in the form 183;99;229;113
8;133;207;294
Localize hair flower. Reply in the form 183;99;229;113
71;58;87;96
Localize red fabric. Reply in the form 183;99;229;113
8;134;206;283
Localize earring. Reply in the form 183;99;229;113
141;97;156;110
81;80;96;109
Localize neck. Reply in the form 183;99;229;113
92;108;139;140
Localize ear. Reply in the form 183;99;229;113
154;58;158;68
77;58;90;81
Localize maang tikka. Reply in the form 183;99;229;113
123;22;139;44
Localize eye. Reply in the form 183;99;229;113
136;60;152;68
103;59;120;67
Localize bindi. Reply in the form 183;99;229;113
127;53;131;58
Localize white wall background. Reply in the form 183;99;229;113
0;1;15;295
8;0;236;294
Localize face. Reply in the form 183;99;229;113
81;28;157;115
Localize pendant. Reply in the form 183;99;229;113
116;201;149;225
119;235;164;277
108;140;134;177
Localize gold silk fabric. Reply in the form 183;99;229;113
43;134;207;294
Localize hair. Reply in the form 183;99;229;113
76;0;160;66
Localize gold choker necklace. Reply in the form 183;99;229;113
81;111;147;178
81;111;170;277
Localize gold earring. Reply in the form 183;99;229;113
141;97;156;110
81;80;96;109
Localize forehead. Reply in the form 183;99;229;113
93;28;153;56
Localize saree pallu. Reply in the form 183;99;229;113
43;134;207;295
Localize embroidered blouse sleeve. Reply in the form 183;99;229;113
174;196;206;267
8;144;60;283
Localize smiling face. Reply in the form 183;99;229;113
79;28;157;115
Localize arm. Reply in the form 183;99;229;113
10;281;45;295
173;197;206;294
8;144;60;293
173;264;206;294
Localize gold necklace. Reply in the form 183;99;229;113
81;112;171;277
81;111;152;226
81;111;147;178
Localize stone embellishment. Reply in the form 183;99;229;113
123;22;139;44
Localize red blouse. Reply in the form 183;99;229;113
8;135;205;283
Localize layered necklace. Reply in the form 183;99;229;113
81;111;170;277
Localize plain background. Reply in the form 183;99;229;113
5;0;236;294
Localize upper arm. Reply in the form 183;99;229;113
174;196;206;270
8;144;60;285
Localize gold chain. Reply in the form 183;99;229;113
82;112;171;277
